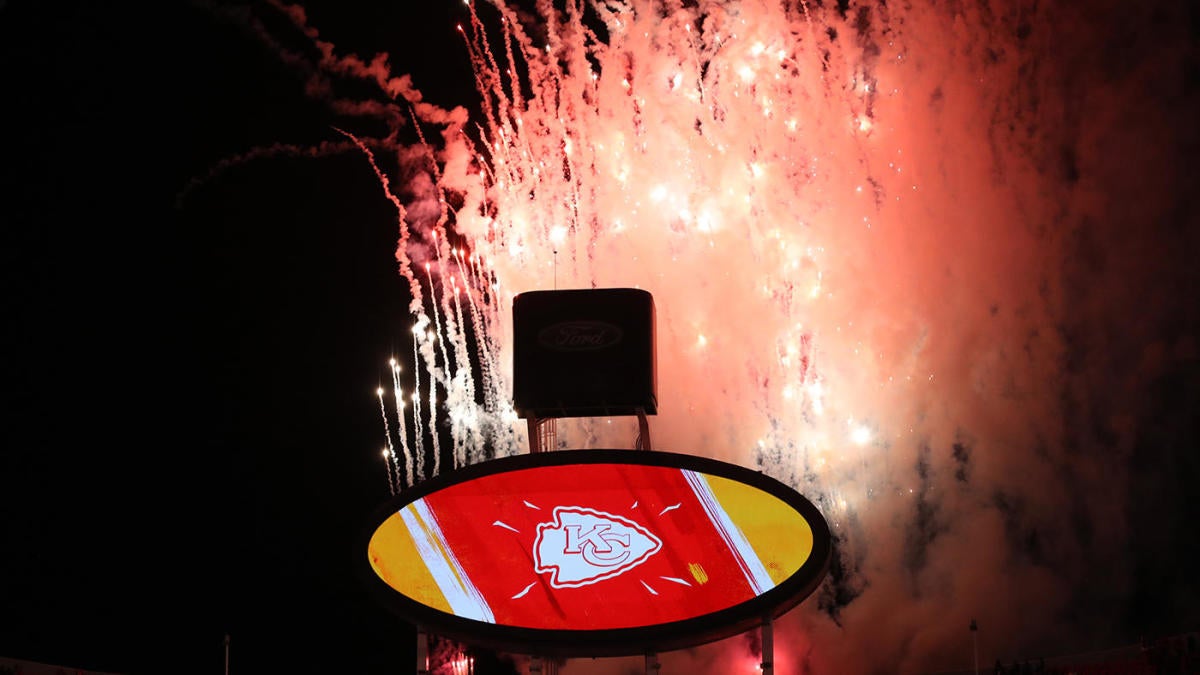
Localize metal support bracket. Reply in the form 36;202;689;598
761;618;774;675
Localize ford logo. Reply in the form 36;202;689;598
537;321;623;351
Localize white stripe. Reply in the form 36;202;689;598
412;500;495;622
683;470;775;596
399;500;495;622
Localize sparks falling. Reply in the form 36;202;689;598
256;0;1198;672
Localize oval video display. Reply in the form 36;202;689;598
360;449;831;656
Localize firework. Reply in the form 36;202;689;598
267;0;1195;671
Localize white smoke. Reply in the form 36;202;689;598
240;0;1199;671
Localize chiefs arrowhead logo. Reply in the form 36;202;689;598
533;507;663;588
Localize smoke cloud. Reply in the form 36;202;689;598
238;0;1199;671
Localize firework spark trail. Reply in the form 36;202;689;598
381;448;396;496
417;261;455;475
375;387;401;493
449;280;487;467
410;325;427;481
453;248;497;411
451;247;513;449
259;0;1198;671
448;283;470;468
337;126;449;485
389;359;415;487
331;128;431;313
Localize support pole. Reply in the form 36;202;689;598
527;416;542;453
644;652;660;674
526;416;558;453
416;629;429;675
529;655;543;674
635;409;653;450
970;619;979;675
762;618;774;675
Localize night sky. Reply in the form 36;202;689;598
2;1;480;673
2;1;1199;675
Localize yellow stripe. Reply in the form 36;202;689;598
410;503;477;604
367;510;453;614
705;475;814;586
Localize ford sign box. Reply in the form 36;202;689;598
360;450;831;656
512;288;657;418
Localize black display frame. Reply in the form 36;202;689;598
357;449;832;657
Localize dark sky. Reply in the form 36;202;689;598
1;1;491;673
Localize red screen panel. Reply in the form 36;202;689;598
362;450;829;656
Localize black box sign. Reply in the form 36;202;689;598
513;288;657;418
